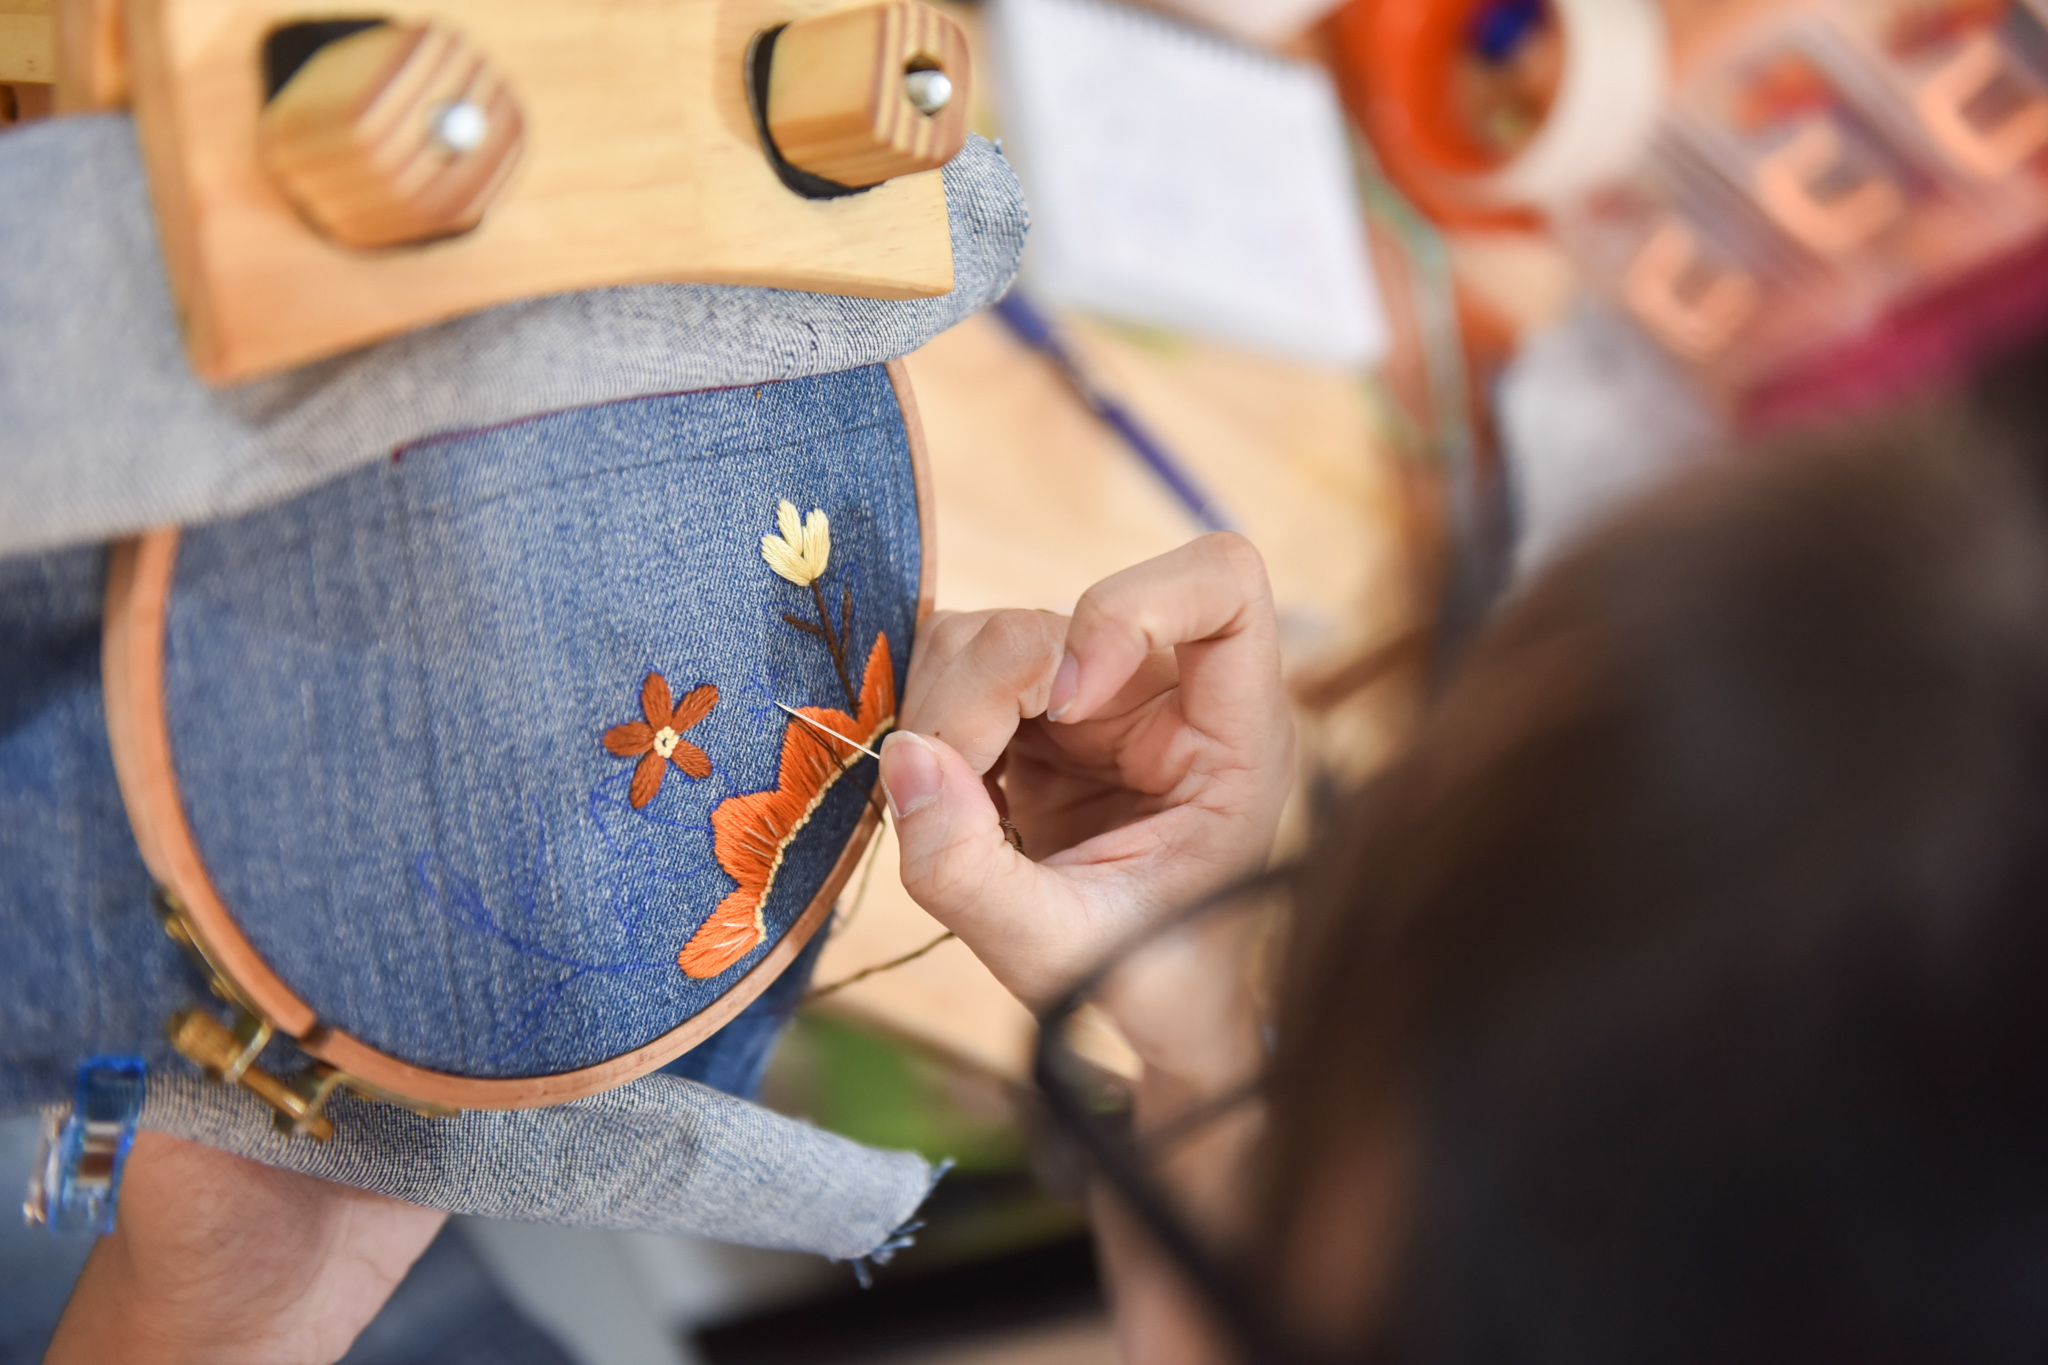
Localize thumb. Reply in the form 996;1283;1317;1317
880;730;1072;1006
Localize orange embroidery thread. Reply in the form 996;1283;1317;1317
602;673;717;809
679;634;895;978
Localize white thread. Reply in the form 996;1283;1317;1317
776;702;882;759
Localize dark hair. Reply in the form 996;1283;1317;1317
1264;348;2048;1360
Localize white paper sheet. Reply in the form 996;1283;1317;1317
992;0;1389;368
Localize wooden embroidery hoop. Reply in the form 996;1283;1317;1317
101;359;937;1112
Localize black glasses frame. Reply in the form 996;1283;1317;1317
1031;866;1346;1365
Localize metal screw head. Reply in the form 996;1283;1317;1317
903;67;952;116
430;100;490;154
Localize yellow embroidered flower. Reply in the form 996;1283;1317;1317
761;500;831;587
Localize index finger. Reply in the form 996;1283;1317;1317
902;607;1071;772
1050;533;1285;754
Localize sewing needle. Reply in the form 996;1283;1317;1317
776;702;882;759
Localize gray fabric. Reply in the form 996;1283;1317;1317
136;1070;936;1261
0;115;1027;556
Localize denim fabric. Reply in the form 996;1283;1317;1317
163;367;918;1077
660;919;829;1098
0;114;1027;557
137;1069;937;1260
0;371;910;1102
0;529;938;1255
0;549;208;1113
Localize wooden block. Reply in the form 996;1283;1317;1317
0;0;54;84
1;79;53;121
258;23;525;249
54;0;126;111
123;0;957;384
767;1;969;187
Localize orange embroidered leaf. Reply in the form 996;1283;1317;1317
679;635;896;979
603;722;654;757
669;683;718;731
629;751;667;810
641;673;672;727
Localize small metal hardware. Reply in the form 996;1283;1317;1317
150;884;250;1011
152;886;338;1139
166;1009;339;1141
430;99;489;154
149;886;457;1133
23;1056;147;1235
903;66;951;115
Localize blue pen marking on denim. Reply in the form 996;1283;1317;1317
741;658;798;742
416;801;672;1064
590;764;720;854
585;762;733;950
590;773;723;920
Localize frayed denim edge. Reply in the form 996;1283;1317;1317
839;1156;955;1289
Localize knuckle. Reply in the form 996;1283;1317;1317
924;612;975;655
905;837;983;908
973;610;1052;679
1070;586;1149;654
1200;531;1268;592
1068;580;1124;637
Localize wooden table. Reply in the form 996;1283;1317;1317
806;308;1423;1079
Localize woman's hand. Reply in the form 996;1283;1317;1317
881;534;1294;1011
45;1131;444;1365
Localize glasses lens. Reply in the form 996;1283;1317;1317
1047;874;1294;1252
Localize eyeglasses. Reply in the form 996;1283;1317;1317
1033;867;1353;1365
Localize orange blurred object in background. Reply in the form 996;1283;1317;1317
1328;0;2048;408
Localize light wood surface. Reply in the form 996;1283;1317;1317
0;0;53;83
124;0;959;383
257;22;527;250
768;1;970;187
54;0;123;111
808;311;1422;1079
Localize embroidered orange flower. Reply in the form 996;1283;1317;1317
678;634;894;978
603;674;717;809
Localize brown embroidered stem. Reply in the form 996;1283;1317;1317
782;614;828;637
810;578;858;710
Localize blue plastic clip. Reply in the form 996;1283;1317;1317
23;1056;148;1236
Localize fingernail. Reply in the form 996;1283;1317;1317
1045;652;1080;722
880;731;943;819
